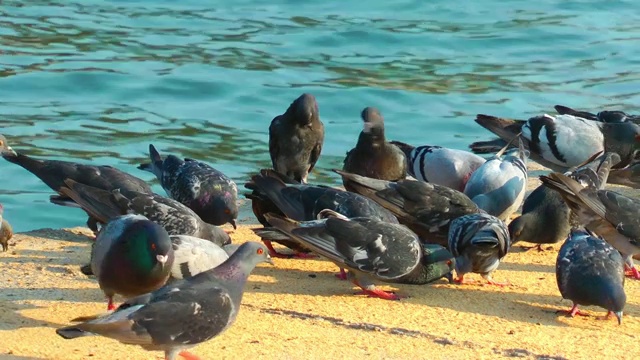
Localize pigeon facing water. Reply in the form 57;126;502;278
463;139;528;221
0;134;152;233
391;140;486;191
90;214;174;310
138;144;238;229
0;204;14;252
556;229;625;324
56;241;272;360
60;179;231;247
448;213;511;286
269;93;325;184
335;170;481;247
540;172;640;279
265;210;454;300
342;107;406;192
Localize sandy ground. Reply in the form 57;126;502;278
1;168;640;360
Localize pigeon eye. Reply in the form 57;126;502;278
257;248;264;255
224;209;230;215
0;140;3;146
151;243;156;251
447;260;452;266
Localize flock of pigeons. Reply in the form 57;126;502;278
1;94;640;359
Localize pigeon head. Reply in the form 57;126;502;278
232;241;274;268
360;107;385;138
201;192;239;229
507;216;527;243
0;135;16;156
421;244;456;283
121;220;174;277
287;93;319;126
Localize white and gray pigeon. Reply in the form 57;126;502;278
556;228;625;324
169;235;239;281
269;93;325;184
463;139;528;221
469;113;640;171
509;151;620;251
264;210;455;300
390;140;486;191
540;172;640;279
60;179;232;247
90;214;174;311
448;212;511;286
57;241;273;360
138;144;239;229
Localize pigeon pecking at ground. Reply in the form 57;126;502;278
264;210;454;300
448;212;511;286
463;138;528;221
90;214;174;310
56;241;273;360
342;107;406;192
269;93;325;184
555;228;625;324
138;144;239;229
391;140;486;192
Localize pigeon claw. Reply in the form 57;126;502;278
556;304;588;318
335;268;348;281
291;252;318;259
354;288;403;301
178;351;202;360
453;275;475;285
597;311;623;325
483;278;510;287
623;265;640;279
107;297;116;311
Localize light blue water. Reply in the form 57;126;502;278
1;0;639;232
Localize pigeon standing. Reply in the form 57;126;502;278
0;204;14;252
555;104;639;124
335;170;482;247
169;235;237;281
269;93;325;184
448;213;511;286
342;107;406;192
469;113;640;171
540;172;640;279
463;139;528;221
56;241;272;360
60;179;231;246
556;229;625;324
90;214;174;310
138;144;238;229
509;152;620;251
391;140;486;191
265;210;454;300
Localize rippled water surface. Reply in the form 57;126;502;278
2;0;640;231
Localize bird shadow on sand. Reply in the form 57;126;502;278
0;298;69;332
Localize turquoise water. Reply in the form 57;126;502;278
1;0;639;232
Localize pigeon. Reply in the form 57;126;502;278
138;144;238;229
269;93;325;183
90;214;174;310
448;213;511;286
510;151;620;251
56;241;273;360
246;169;399;258
540;172;640;279
169;235;237;281
265;210;455;300
390;140;486;191
469;113;640;171
60;179;231;247
0;204;14;252
463;139;528;221
0;135;153;233
608;161;640;189
556;228;625;324
335;170;482;247
555;104;639;124
342;107;406;192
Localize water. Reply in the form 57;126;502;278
1;0;639;232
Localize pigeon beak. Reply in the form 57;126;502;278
230;219;237;230
156;254;168;270
614;311;623;325
444;272;454;283
266;255;274;266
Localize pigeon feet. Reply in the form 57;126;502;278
335;268;348;281
178;351;202;360
624;265;640;279
453;275;476;285
597;311;623;325
107;297;116;311
291;252;318;259
482;277;510;287
262;240;314;259
354;288;403;301
556;304;588;318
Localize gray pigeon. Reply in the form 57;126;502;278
540;172;640;279
0;134;152;233
269;93;325;184
60;179;231;247
265;210;454;300
57;241;273;360
335;170;482;247
342;107;406;192
169;235;237;281
556;228;625;324
469;113;640;171
391;140;486;191
90;214;174;310
138;144;238;229
0;203;14;252
448;213;511;286
509;151;620;251
463;139;528;221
